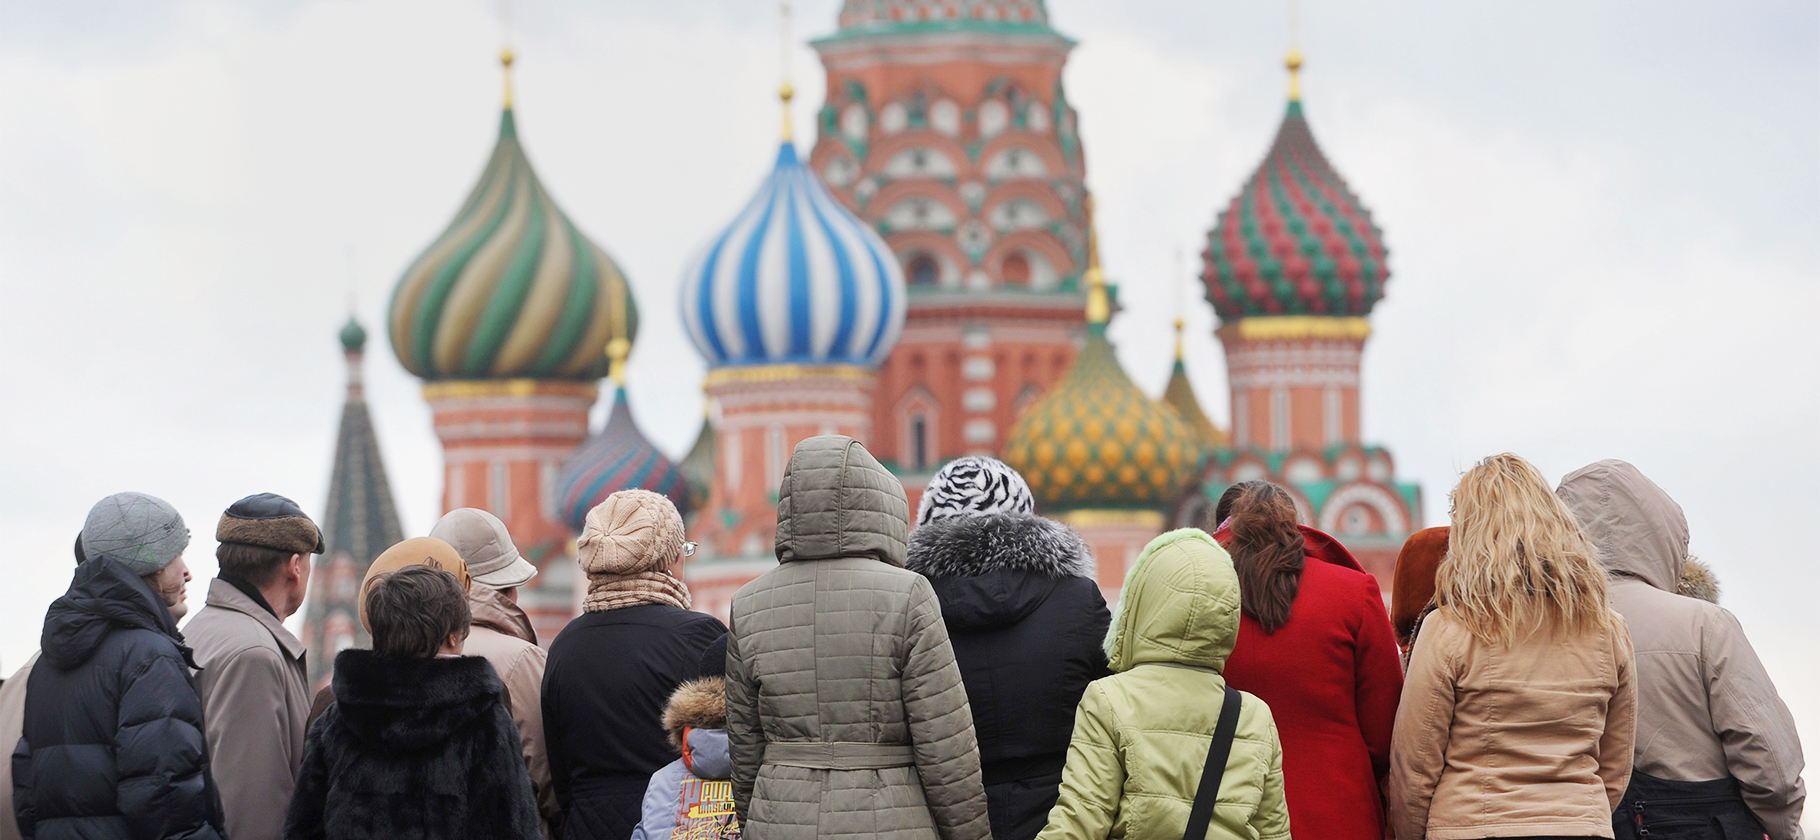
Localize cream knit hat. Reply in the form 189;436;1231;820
577;489;685;575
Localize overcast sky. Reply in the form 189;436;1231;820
2;0;1816;796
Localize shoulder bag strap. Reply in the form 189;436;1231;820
1182;686;1243;840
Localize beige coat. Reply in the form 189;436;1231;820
466;584;561;834
1559;460;1807;840
726;435;990;840
185;578;311;840
0;652;38;840
1389;609;1636;840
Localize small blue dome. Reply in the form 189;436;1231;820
680;143;905;368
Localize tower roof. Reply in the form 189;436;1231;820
554;388;693;531
389;54;636;381
1162;357;1226;455
679;415;715;516
1001;213;1201;512
305;316;405;685
827;0;1060;38
679;142;905;368
1202;57;1389;321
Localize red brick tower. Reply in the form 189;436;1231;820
808;0;1089;500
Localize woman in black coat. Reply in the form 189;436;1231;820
543;490;725;840
906;457;1111;840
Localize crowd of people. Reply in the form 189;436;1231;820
0;437;1806;840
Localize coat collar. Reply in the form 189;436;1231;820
205;577;306;661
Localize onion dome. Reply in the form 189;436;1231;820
1161;319;1227;453
680;86;905;368
1002;216;1202;512
389;50;636;381
554;349;691;530
679;414;716;515
1202;51;1389;321
339;315;368;353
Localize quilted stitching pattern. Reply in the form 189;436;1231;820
730;436;989;840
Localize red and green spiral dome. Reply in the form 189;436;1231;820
1202;100;1389;320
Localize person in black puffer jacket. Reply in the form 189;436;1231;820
906;457;1111;840
14;492;225;840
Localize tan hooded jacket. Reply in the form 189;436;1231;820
464;584;560;834
1559;460;1806;840
726;435;990;840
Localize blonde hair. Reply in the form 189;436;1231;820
1437;453;1616;646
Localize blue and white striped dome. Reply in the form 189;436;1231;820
680;143;905;368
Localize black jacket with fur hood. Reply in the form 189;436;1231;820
905;513;1111;840
284;650;540;840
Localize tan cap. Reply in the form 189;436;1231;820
430;508;537;589
359;537;470;633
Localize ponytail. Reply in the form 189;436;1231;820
1220;481;1306;634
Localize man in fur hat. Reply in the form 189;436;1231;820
185;492;323;840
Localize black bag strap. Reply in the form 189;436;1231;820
1183;686;1243;840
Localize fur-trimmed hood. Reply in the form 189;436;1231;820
906;513;1093;579
663;677;730;780
1678;557;1720;603
907;513;1094;632
329;649;504;754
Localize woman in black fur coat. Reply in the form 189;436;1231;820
906;457;1112;840
285;562;540;840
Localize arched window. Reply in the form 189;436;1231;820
908;255;940;287
910;415;930;471
1001;253;1030;286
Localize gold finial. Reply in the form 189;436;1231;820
1286;49;1303;102
1173;246;1187;360
501;47;515;109
1084;194;1109;326
779;2;795;143
607;337;631;386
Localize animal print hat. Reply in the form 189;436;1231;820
916;456;1035;526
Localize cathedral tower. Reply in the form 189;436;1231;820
387;50;637;641
808;0;1089;493
1190;51;1419;582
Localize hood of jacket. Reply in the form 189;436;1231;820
907;513;1094;631
330;649;504;754
665;676;730;779
682;728;732;781
774;435;908;568
469;583;537;645
41;556;186;671
1104;528;1240;674
1556;459;1689;592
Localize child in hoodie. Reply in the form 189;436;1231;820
632;634;740;840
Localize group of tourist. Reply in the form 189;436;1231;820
0;436;1806;840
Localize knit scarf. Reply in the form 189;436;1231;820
583;569;691;613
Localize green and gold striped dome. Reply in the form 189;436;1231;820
1001;222;1201;512
389;64;635;381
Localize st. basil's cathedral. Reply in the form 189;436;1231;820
301;0;1421;678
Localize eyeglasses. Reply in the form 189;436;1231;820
682;541;698;558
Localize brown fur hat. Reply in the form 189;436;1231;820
1678;556;1720;604
1391;526;1449;647
662;677;727;751
217;493;324;555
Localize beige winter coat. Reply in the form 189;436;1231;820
1559;460;1807;840
465;584;561;835
0;652;39;840
185;578;311;840
726;435;991;840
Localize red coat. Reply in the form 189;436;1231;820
1217;526;1404;840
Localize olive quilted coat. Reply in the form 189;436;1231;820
726;435;991;840
1036;529;1291;840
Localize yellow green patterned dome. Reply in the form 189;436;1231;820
1001;216;1201;512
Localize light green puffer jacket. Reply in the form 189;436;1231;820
726;435;990;840
1037;529;1291;840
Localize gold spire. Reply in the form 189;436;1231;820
1286;49;1303;102
779;2;794;143
1172;246;1186;361
780;82;795;143
501;47;515;109
1084;194;1109;326
607;337;630;386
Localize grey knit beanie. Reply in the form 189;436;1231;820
81;492;190;576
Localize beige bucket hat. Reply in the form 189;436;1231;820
430;507;538;589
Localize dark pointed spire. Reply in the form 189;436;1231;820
302;315;406;687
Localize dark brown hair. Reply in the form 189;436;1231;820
1212;481;1306;634
216;542;292;587
365;565;471;658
